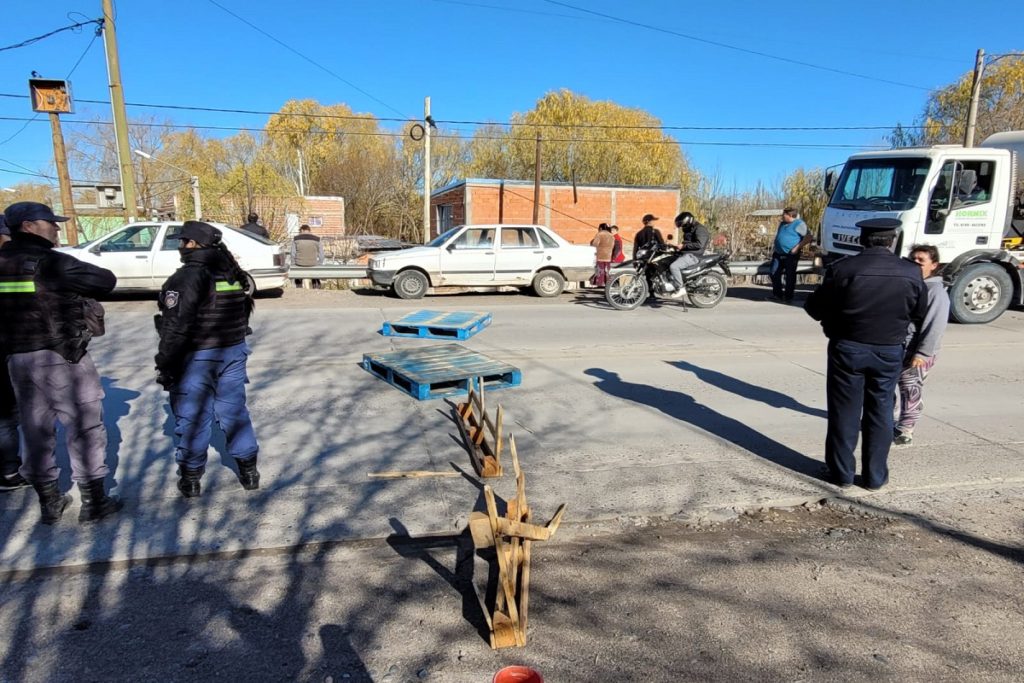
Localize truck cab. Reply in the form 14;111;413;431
821;133;1024;324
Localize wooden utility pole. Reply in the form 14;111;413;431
532;133;542;224
964;48;985;148
101;0;138;222
49;113;79;245
423;96;432;243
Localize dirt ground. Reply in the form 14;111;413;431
2;487;1022;683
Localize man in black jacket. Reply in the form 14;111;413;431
239;212;269;239
632;213;664;260
667;211;710;299
804;218;927;491
0;202;122;524
156;220;260;498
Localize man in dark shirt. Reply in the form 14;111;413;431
239;212;269;239
632;213;664;260
804;218;927;491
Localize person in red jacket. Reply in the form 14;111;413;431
610;225;625;264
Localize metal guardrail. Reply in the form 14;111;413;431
287;260;817;281
288;264;369;279
727;260;816;277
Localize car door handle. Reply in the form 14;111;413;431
135;255;149;259
485;251;495;255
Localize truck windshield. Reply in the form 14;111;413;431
829;158;931;211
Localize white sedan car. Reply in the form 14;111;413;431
58;221;287;293
368;224;596;299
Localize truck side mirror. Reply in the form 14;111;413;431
823;170;834;194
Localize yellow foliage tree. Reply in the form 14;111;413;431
892;54;1024;146
782;167;827;235
466;89;696;194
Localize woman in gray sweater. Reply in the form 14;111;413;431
895;244;950;445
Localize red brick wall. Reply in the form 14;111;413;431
301;196;346;237
457;182;679;245
430;185;466;235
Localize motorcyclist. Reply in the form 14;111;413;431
668;212;710;298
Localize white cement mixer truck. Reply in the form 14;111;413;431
820;131;1024;323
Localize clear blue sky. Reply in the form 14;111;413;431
1;0;1020;194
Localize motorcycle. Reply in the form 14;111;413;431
604;243;731;311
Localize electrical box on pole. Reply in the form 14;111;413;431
29;78;80;245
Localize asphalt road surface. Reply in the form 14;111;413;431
1;283;1022;681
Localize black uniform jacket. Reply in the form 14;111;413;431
804;247;928;346
155;247;250;377
0;232;116;357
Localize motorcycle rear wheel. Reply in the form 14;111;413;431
605;270;648;310
687;271;728;308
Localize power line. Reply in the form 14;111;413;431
0;115;892;149
0;17;103;53
542;0;933;92
0;92;929;132
0;26;102;148
204;0;412;120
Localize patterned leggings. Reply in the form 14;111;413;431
895;355;937;434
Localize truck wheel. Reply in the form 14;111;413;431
392;270;429;300
532;270;565;297
949;263;1012;324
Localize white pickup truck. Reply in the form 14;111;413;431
367;223;596;299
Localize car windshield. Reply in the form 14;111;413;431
829;157;931;211
428;227;459;247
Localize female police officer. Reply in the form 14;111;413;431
155;221;260;498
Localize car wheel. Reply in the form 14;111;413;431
532;270;565;297
949;263;1012;324
392;270;429;300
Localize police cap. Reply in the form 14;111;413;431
3;201;69;229
173;220;222;246
855;217;901;237
642;213;659;223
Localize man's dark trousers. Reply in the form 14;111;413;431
825;339;903;488
770;251;800;300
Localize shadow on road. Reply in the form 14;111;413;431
668;360;827;419
583;367;823;479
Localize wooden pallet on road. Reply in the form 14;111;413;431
380;310;492;340
362;344;521;400
455;379;504;477
469;436;567;649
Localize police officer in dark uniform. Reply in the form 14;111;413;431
0;201;122;524
804;218;927;490
156;221;260;498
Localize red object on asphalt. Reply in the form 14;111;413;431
493;665;544;683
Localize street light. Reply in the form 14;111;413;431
133;149;202;219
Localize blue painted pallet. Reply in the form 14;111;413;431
380;310;492;341
362;343;521;400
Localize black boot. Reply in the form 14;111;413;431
77;478;123;523
235;457;260;491
32;480;71;525
177;466;204;498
